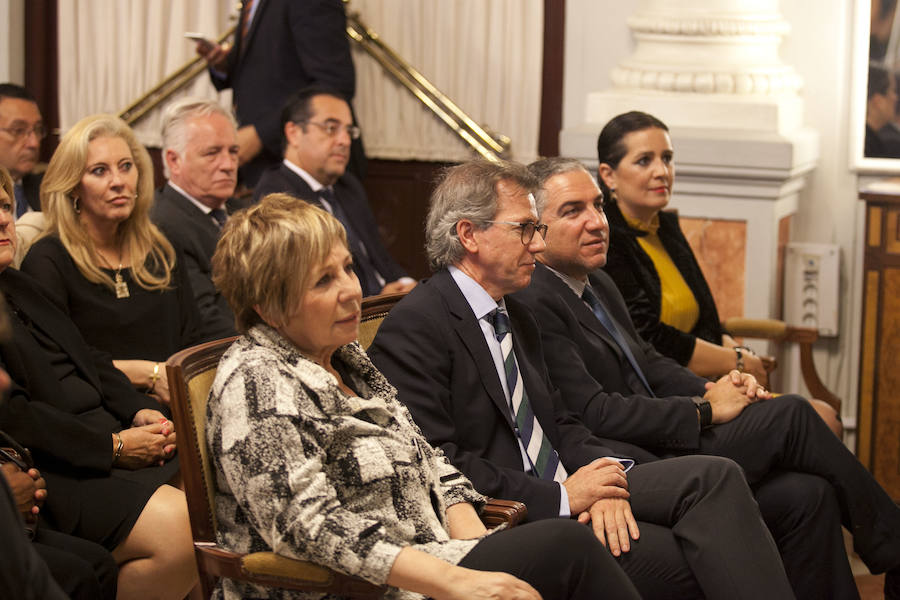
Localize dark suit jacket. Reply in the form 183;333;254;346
0;269;154;474
603;200;725;366
253;163;406;295
151;184;239;340
513;263;708;452
369;269;639;521
20;172;43;212
212;0;355;183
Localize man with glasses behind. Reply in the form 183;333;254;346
0;84;44;220
254;85;414;297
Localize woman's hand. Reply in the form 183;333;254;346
115;422;177;469
441;567;542;600
112;359;170;405
741;352;768;388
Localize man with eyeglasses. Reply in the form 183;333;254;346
368;159;795;600
0;84;44;220
254;85;414;297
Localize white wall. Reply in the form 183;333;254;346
563;0;863;422
0;0;25;84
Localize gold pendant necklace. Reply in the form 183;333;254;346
113;264;130;299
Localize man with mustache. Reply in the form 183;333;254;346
253;85;414;297
0;84;43;220
512;156;900;599
153;98;245;339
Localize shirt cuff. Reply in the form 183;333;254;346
558;483;570;517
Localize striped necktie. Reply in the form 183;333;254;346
210;208;227;230
488;307;567;482
582;284;655;396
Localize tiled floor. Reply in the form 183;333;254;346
848;529;886;599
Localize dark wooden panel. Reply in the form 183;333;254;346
363;159;455;280
24;0;59;162
873;267;900;498
538;0;565;157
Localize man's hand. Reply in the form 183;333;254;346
237;125;262;165
195;40;230;70
380;279;417;295
577;497;640;556
0;462;45;519
702;370;770;425
562;458;629;515
742;352;768;388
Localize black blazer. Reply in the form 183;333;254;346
151;184;239;340
253;163;407;295
602;200;726;366
212;0;355;182
513;263;708;452
20;172;43;212
369;269;638;521
0;268;154;473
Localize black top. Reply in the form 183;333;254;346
602;200;724;366
21;235;204;362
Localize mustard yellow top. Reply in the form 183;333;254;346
625;213;700;333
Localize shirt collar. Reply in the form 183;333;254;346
283;159;326;193
543;263;588;298
167;181;218;215
448;265;506;320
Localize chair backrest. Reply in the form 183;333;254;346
358;291;407;350
167;336;239;543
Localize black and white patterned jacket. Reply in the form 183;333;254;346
208;324;486;599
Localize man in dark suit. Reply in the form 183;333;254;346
0;84;44;218
370;159;794;599
253;86;414;297
153;98;245;339
514;157;900;599
197;0;362;185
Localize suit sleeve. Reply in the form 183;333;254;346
370;300;568;520
527;290;702;450
18;239;72;310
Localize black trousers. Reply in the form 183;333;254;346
33;526;118;600
459;518;640;600
700;395;900;575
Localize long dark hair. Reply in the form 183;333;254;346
596;111;669;200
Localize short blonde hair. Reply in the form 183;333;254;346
0;166;13;205
212;193;348;333
40;114;175;291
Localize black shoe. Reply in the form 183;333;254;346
886;568;900;600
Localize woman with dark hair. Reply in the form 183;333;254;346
597;110;841;436
20;114;204;405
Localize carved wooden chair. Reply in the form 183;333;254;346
167;328;525;598
723;317;841;412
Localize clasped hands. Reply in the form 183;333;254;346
113;408;177;469
563;458;638;556
0;461;45;522
703;369;771;425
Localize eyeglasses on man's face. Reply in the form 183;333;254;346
484;220;549;244
0;123;46;143
302;120;361;140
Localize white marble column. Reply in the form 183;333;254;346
561;0;819;342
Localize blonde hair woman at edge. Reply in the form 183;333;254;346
21;115;204;405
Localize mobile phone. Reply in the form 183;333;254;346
185;32;215;52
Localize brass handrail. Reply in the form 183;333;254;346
345;10;511;162
116;5;512;161
118;26;236;126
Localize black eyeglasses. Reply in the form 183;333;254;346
484;220;548;244
302;120;361;140
0;124;46;142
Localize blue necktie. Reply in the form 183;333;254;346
488;308;567;482
320;187;382;296
581;285;655;396
14;183;27;220
210;208;227;229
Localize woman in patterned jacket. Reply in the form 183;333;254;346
206;193;640;600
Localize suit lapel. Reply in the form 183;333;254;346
163;185;221;238
239;0;268;59
431;271;516;430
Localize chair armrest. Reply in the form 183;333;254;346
195;545;384;597
722;317;788;340
481;498;527;528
